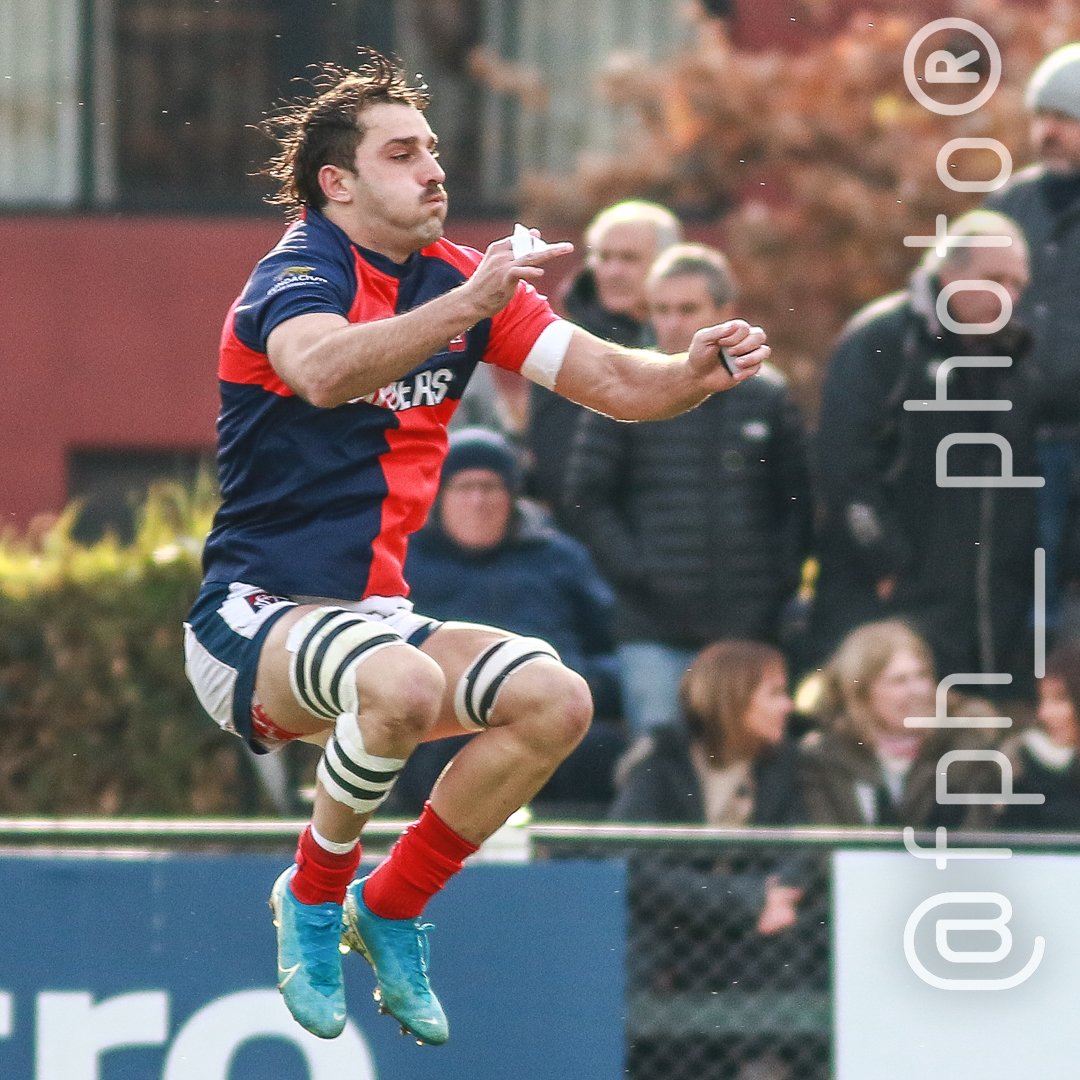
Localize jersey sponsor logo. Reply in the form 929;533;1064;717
356;366;455;411
266;265;331;297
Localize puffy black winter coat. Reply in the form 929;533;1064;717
561;364;813;648
524;268;651;522
985;166;1080;428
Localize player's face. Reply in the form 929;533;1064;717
343;102;448;259
867;648;935;736
439;468;513;552
1037;675;1080;748
648;273;731;354
742;662;793;748
1030;109;1080;174
587;221;661;320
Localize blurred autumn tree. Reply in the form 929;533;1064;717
506;0;1080;420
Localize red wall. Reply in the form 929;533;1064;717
1;215;526;529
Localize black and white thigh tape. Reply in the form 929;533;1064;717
453;636;561;732
317;712;406;814
286;607;404;721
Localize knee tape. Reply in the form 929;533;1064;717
287;607;403;721
454;636;561;731
317;712;406;814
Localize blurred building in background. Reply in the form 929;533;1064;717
1;0;694;538
1;0;693;215
1;0;1070;538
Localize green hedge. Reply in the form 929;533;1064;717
0;481;280;816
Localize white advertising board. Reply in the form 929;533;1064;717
834;849;1080;1078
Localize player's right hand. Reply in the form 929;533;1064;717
462;231;574;320
687;319;769;393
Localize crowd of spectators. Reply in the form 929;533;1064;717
428;41;1080;835
563;241;812;734
343;34;1080;1080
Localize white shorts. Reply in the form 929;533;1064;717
183;581;441;752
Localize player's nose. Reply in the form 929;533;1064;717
423;150;445;185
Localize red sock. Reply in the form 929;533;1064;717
289;825;361;906
363;802;479;920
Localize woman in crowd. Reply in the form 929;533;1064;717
999;641;1080;831
798;619;1000;829
611;640;801;833
610;639;810;969
610;639;820;1079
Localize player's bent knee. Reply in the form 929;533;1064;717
286;606;407;721
355;646;445;740
510;662;593;753
317;711;406;814
453;636;562;732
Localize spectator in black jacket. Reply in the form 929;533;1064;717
610;640;803;833
805;210;1039;693
563;243;812;733
524;200;682;524
984;43;1080;639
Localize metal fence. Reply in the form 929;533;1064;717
621;845;828;1080
3;818;1077;1080
539;825;834;1080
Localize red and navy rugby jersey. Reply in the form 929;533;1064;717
201;209;558;599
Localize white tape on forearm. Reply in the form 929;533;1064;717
520;319;574;390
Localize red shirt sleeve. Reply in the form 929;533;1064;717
483;280;560;373
425;238;559;374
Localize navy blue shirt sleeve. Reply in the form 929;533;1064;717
232;218;357;353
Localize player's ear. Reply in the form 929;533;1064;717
318;163;354;205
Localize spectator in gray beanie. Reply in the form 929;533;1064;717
440;425;524;494
1026;43;1080;132
984;43;1080;639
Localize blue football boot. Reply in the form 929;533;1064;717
268;866;348;1039
341;875;449;1045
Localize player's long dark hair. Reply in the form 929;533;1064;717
260;48;430;215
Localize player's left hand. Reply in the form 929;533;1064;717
687;319;770;390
